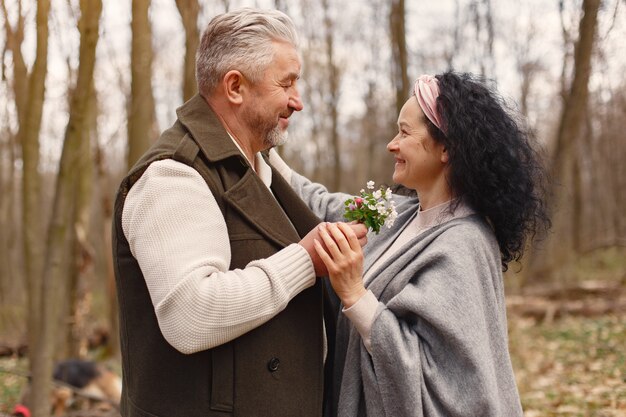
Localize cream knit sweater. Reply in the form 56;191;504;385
121;155;316;355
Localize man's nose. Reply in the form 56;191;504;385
289;90;304;112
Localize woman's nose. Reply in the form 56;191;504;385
387;136;399;152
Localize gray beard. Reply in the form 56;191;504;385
264;125;288;148
243;104;289;150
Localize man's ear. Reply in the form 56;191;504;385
223;70;245;105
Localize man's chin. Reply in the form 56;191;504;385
266;128;289;148
275;131;289;147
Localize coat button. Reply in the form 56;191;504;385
267;357;280;372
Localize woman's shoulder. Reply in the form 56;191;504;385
405;216;502;288
430;214;499;256
446;213;491;233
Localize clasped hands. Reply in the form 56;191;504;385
299;222;367;308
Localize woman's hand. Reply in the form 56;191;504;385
314;222;366;308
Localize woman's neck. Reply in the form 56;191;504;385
417;187;454;211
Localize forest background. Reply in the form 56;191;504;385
0;0;625;416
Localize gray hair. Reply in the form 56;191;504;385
196;8;299;97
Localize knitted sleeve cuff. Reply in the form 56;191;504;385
248;243;316;299
342;290;380;353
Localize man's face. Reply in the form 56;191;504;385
242;41;304;150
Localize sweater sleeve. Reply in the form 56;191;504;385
362;226;523;417
342;290;379;353
269;149;350;223
121;159;316;354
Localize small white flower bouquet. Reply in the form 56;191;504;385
343;181;398;234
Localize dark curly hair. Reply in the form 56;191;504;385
425;71;551;270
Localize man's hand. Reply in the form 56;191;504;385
348;222;368;247
299;222;368;277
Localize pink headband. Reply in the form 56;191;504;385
414;74;445;134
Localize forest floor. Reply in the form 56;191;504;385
1;308;624;417
2;245;625;417
510;312;626;416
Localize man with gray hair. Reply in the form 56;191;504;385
112;7;366;417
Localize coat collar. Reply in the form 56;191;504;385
175;94;319;245
176;94;243;163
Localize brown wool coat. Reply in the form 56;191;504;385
112;94;331;417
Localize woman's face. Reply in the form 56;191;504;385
387;98;449;193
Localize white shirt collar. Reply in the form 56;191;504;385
255;153;273;188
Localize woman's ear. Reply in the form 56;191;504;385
223;70;245;105
441;146;449;163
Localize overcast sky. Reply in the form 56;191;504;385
1;0;624;169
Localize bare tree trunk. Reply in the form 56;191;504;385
468;0;496;77
444;0;462;70
5;0;51;401
609;92;626;242
0;135;5;303
356;0;393;187
583;82;626;251
363;82;378;183
514;19;541;120
175;0;199;102
322;0;341;191
0;120;23;309
128;0;156;170
551;0;600;208
529;0;601;282
2;0;40;351
95;140;120;359
63;83;97;359
390;0;409;117
30;1;102;415
1;0;28;127
273;0;287;12
482;0;495;76
298;0;330;184
68;22;96;359
0;128;12;304
558;0;576;102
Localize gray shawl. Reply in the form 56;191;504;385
291;172;523;417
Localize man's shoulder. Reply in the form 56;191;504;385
157;119;189;150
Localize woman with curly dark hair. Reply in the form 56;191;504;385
270;71;550;417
